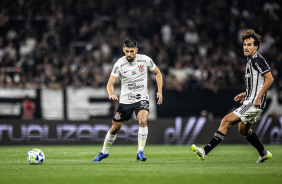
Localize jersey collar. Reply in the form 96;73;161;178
251;52;258;59
248;51;258;62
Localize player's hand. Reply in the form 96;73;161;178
109;94;119;101
156;92;163;105
234;92;246;104
254;97;261;108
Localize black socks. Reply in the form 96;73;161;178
203;129;266;157
245;130;266;156
204;131;226;155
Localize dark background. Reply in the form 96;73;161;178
0;0;281;145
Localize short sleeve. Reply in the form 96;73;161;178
252;57;270;75
147;58;156;72
111;62;120;77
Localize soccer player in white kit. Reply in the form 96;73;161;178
191;29;274;163
93;39;163;161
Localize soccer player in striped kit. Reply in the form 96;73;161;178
191;29;274;163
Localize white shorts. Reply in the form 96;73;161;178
233;101;262;124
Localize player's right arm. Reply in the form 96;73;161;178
234;92;246;104
107;75;119;101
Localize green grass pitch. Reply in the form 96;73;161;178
0;145;281;184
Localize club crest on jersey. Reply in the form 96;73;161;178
115;112;122;120
138;65;145;72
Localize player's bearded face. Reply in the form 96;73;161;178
243;38;258;58
123;47;138;62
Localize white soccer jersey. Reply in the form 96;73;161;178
244;52;270;108
111;54;156;104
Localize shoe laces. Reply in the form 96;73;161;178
98;152;106;158
139;151;145;157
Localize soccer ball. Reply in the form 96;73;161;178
27;148;45;165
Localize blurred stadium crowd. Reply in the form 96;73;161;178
0;0;281;93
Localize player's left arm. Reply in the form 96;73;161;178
151;66;163;105
254;71;274;108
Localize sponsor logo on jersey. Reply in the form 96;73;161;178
115;112;121;120
128;94;141;100
128;94;136;100
128;83;144;90
137;60;146;63
136;94;141;99
125;78;144;83
138;65;145;72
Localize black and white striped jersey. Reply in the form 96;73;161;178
244;52;270;109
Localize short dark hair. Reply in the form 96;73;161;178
123;39;137;48
240;29;261;50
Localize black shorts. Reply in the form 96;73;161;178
112;100;149;122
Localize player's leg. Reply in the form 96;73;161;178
237;105;272;162
238;122;265;155
136;110;149;161
238;121;272;163
137;110;149;152
92;120;124;162
191;112;240;160
93;103;132;162
205;112;240;155
135;101;150;161
101;120;124;154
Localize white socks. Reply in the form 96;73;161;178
101;127;148;154
138;126;148;152
101;131;117;154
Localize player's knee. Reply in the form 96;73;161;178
238;127;248;136
110;122;122;134
220;117;232;129
110;125;120;134
138;117;147;127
